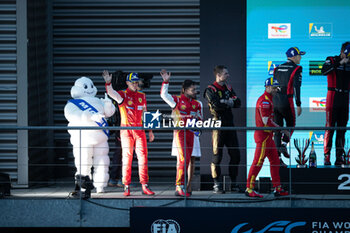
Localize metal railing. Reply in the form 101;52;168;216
0;125;350;205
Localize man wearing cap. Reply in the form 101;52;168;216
246;77;289;198
103;70;155;196
273;47;305;166
322;42;350;166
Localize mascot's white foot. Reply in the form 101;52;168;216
96;187;105;193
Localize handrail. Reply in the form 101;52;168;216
0;125;349;131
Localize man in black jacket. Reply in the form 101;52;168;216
204;65;241;194
107;71;124;187
107;104;123;187
322;42;350;166
273;47;305;166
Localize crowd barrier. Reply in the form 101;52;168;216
0;125;349;201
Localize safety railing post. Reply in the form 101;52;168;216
79;129;82;226
184;129;187;206
288;128;292;207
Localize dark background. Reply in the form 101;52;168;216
199;0;247;186
0;0;246;189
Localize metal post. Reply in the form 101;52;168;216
288;128;292;207
184;129;187;206
46;0;55;183
79;129;82;226
16;0;28;187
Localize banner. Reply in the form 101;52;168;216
247;0;350;176
131;207;350;233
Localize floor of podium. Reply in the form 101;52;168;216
3;182;350;228
6;182;350;201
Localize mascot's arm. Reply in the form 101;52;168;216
102;93;116;117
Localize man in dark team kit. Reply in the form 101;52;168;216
204;65;241;194
107;103;123;187
273;47;305;166
322;42;350;166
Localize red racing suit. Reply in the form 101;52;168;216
160;81;202;186
246;91;281;190
106;84;149;185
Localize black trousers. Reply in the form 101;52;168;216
211;129;240;183
274;103;296;156
324;91;349;158
110;137;122;180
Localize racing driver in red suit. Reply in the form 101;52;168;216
160;69;202;197
103;70;155;196
246;77;290;198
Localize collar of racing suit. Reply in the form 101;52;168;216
126;87;138;95
180;93;192;102
264;91;273;101
213;81;226;91
286;59;296;65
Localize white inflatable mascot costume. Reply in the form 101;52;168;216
64;77;115;198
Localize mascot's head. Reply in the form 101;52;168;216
70;76;97;99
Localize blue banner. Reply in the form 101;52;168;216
131;207;350;233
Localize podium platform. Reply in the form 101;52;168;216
280;165;350;194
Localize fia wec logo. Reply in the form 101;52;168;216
231;220;306;233
151;219;180;233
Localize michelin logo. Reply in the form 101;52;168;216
151;219;180;233
309;131;324;146
143;110;162;129
309;23;332;38
268;61;283;75
231;220;306;233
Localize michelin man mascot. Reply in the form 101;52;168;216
64;77;115;198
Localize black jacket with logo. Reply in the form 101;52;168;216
203;82;241;126
273;60;302;109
